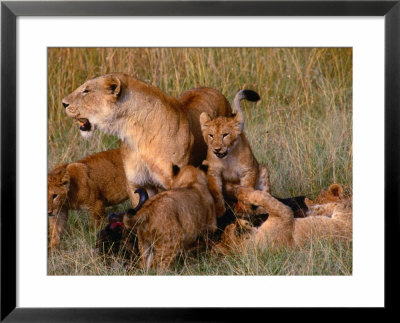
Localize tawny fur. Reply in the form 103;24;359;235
62;73;232;207
47;148;128;250
214;184;352;254
200;90;271;217
123;166;217;271
213;218;256;255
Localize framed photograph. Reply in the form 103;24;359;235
1;0;399;321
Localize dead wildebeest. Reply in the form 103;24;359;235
96;188;148;259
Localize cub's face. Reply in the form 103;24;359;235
305;184;352;217
47;165;70;216
62;74;123;139
199;113;242;159
222;218;255;244
305;200;352;218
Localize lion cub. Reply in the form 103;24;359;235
48;148;128;250
215;184;352;254
200;90;271;216
123;165;216;271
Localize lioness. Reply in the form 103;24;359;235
48;148;128;249
200;90;271;217
215;184;352;254
123;165;217;271
62;73;232;205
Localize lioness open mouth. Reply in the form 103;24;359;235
215;151;228;159
77;118;91;131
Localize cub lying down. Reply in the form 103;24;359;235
200;89;271;217
123;165;217;270
47;148;128;250
214;184;352;254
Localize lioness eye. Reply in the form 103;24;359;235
83;89;89;94
52;194;58;199
222;133;229;138
208;134;214;139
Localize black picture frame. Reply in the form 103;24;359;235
1;1;399;321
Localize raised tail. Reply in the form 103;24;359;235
233;90;260;130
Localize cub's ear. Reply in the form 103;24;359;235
66;162;88;185
103;75;122;101
328;184;343;198
61;172;70;187
53;164;70;186
172;164;180;176
199;112;211;127
50;164;68;176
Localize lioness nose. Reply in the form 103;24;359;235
62;102;69;109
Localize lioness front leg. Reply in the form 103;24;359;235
126;181;158;208
126;181;141;207
207;168;226;217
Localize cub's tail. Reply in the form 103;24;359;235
123;188;149;229
233;90;260;130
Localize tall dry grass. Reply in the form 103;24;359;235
48;48;352;275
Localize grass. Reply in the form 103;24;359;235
47;48;352;275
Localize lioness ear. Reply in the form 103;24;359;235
103;75;122;100
328;184;343;198
199;112;211;127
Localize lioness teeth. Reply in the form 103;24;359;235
77;118;87;126
78;118;91;131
